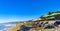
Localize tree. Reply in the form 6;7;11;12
48;12;52;15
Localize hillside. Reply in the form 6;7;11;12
7;11;60;31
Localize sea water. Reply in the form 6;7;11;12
0;23;16;31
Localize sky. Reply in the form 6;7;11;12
0;0;60;23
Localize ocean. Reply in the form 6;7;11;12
0;23;17;31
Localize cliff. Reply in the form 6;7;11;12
7;11;60;31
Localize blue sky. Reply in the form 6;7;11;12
0;0;60;23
